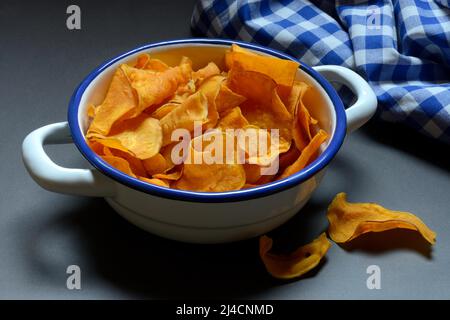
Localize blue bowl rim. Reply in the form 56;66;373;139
68;38;347;203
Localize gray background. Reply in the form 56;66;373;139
1;0;449;299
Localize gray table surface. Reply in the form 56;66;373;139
1;0;449;300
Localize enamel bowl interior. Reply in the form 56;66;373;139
73;41;342;201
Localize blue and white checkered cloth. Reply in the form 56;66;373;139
191;0;450;143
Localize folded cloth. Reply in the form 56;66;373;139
191;0;450;143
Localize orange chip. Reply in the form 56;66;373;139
89;115;162;160
101;155;136;178
217;107;249;129
151;103;179;120
175;160;245;192
215;83;246;113
327;193;437;245
87;139;104;155
160;91;209;146
228;69;293;154
174;132;246;192
286;81;309;116
106;148;147;177
87;104;97;118
243;163;262;184
237;125;278;166
159;143;181;171
225;44;299;96
259;233;331;279
198;75;226;129
87;67;137;136
193;62;220;84
143;153;171;176
145;58;170;72
292;82;318;150
134;53;150;69
278;129;328;180
133;53;170;71
120;63;189;115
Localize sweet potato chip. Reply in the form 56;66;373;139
174;132;246;192
278;129;328;180
133;53;170;71
225;44;299;97
259;233;331;280
87;67;138;135
197;75;225;129
243;163;262;184
287;81;309;116
292;82;318;150
134;53;150;69
193;62;220;84
143;153;170;176
237;125;278;166
87;104;97;118
101;155;136;177
151;103;179;120
215;83;246;113
160;91;209;146
145;58;170;72
87;139;104;155
90;115;162;160
327;193;437;245
228;69;293;154
120;63;189;115
106;148;147;177
175;161;245;192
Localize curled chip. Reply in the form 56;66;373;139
101;155;137;178
151;103;179;120
327;193;437;245
215;83;246;113
87;67;137;136
279;129;328;180
292;82;318;150
89;115;162;160
228;68;293;154
142;153;171;176
225;44;299;97
174;132;246;192
286;81;308;115
85;45;326;192
104;148;147;177
193;62;220;84
197;75;225;129
160;91;209;146
120;62;190;115
259;233;331;279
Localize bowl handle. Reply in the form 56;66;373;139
313;65;377;133
22;122;115;197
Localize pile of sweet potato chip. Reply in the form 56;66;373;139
85;44;328;191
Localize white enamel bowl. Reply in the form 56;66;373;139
22;39;377;243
